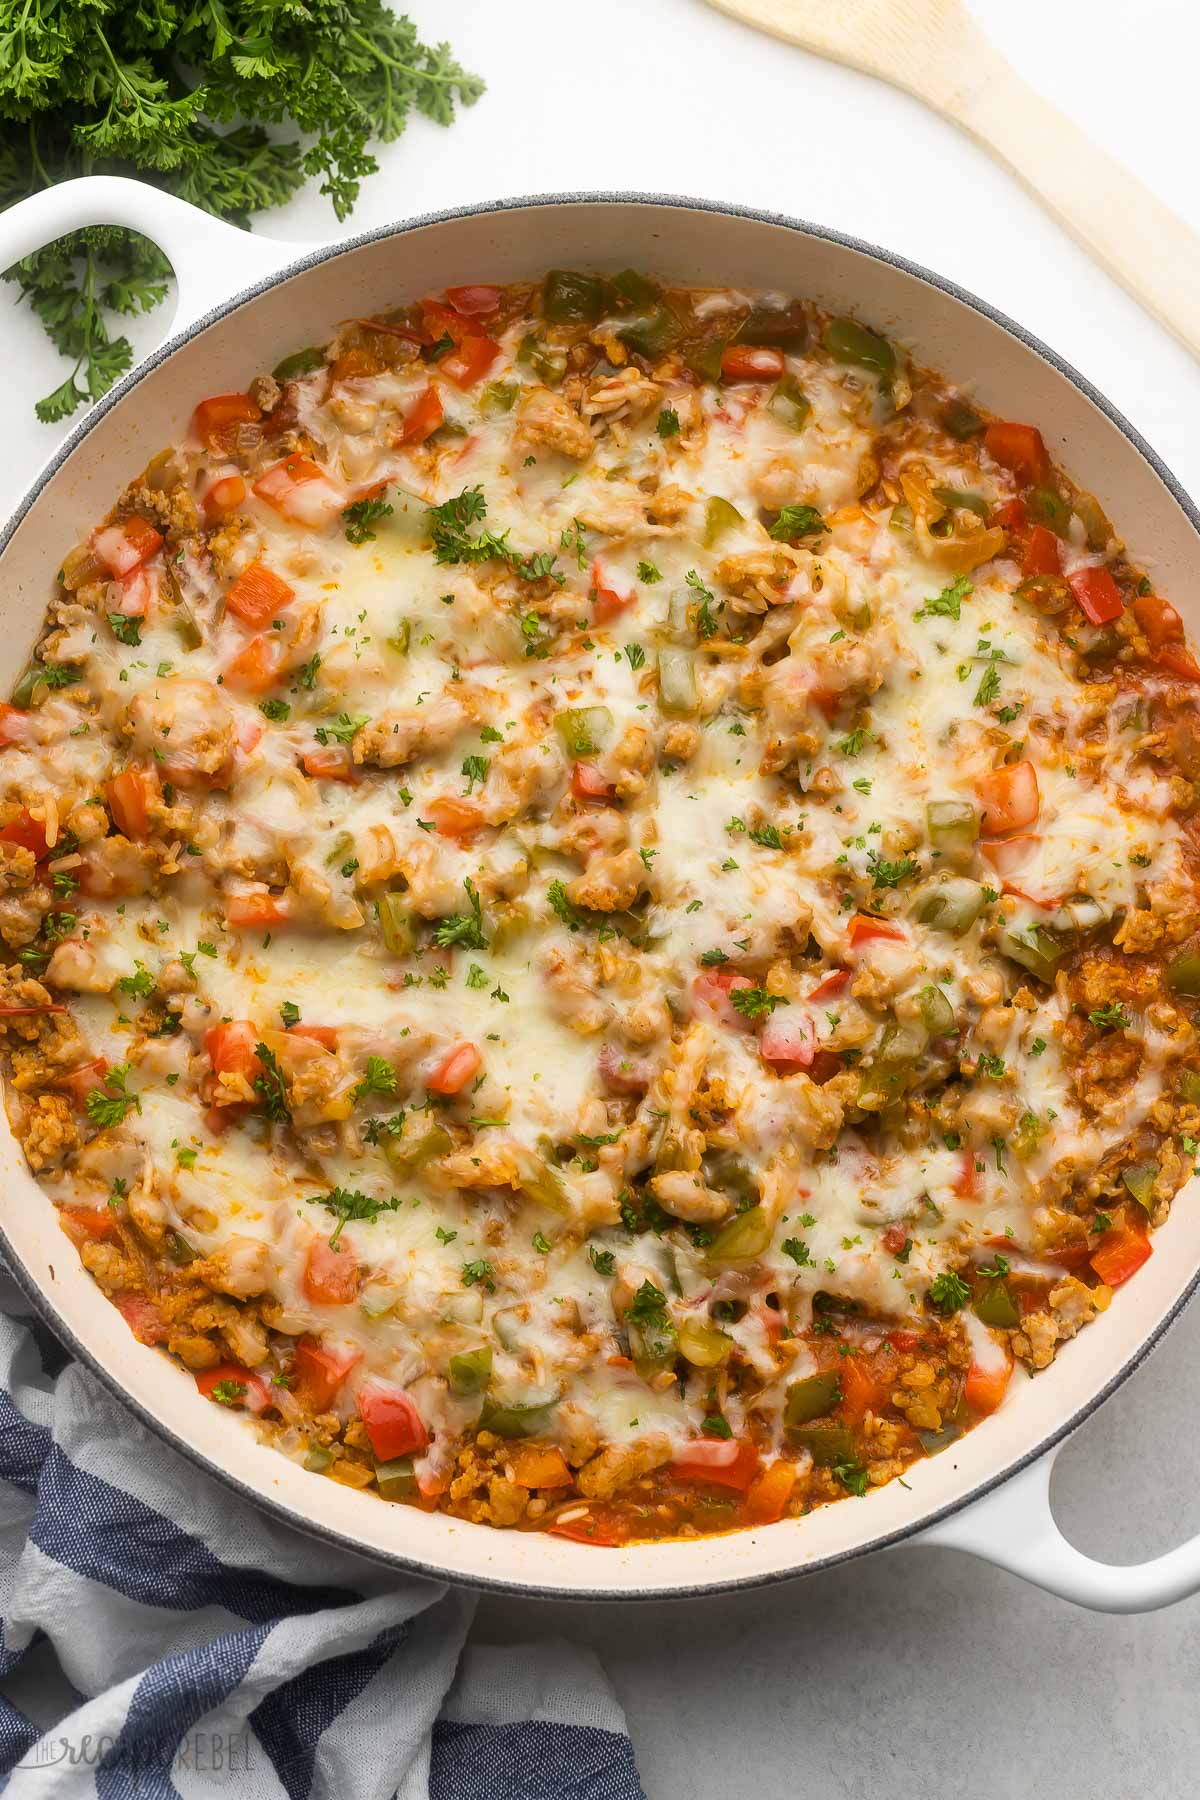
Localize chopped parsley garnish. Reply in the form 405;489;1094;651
833;1461;870;1497
625;642;647;670
1089;1003;1130;1032
259;698;290;722
107;611;142;646
749;823;785;850
626;1280;671;1328
656;406;681;438
977;1053;1005;1080
699;947;729;966
927;1270;971;1315
768;504;827;541
85;1063;141;1128
915;575;972;622
532;1231;552;1254
867;850;917;889
342;495;393;545
837;727;870;757
313;711;368;746
279;1000;301;1028
354;1056;397;1103
782;1238;814;1267
547;879;584;931
308;1186;400;1248
436;1225;458;1245
433;877;488;951
589;1245;616;1276
461;753;489;793
209;1380;247;1406
636;561;662;585
701;1414;733;1439
462;1258;496;1292
729;984;783;1022
974;664;1002;708
252;1042;291;1123
116;960;155;999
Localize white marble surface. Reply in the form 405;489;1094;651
5;2;1200;1791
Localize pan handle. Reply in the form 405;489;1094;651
916;1439;1200;1612
0;175;310;338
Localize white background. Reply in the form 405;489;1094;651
5;2;1200;1793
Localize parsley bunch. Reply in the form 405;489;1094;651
1;1;483;420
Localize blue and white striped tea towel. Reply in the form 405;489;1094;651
0;1284;646;1798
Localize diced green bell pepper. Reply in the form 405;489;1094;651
1027;486;1071;534
304;1445;334;1472
938;398;984;440
822;316;895;379
677;1318;734;1368
909;877;985;937
917;983;956;1036
448;1346;493;1395
554;706;613;757
542;270;610;324
480;381;519;417
383;1123;452;1178
1000;924;1066;983
767;375;812;432
789;1424;856;1465
628;1311;678;1379
707;1205;772;1263
165;1229;196;1265
377;892;416;956
1166;949;1200;996
932;486;990;521
374;1455;417;1500
1011;1111;1046;1160
516;334;567;385
784;1372;842;1427
272;346;325;381
703;496;743;547
657;649;698;717
1123;1163;1159;1212
479;1394;559;1438
973;1281;1019;1328
615;306;680;360
1179;1069;1200;1105
925;799;980;860
734;301;808;349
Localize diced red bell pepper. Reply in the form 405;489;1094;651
759;1006;816;1070
252;456;345;528
1156;645;1200;682
287;1023;340;1051
691;968;755;1028
1090;1211;1152;1287
225;561;295;628
1132;592;1184;648
0;705;33;747
991;497;1028;532
428;796;486;839
984;421;1049;488
58;1204;122;1247
358;1383;429;1461
721;345;785;383
837;1355;885;1421
193;393;262;453
672;1438;759;1492
292;1337;362;1411
745;1459;797;1524
427;1041;482;1095
301;745;358;782
225;889;291;929
572;762;616;802
1022;524;1062;577
202;473;248;523
397;383;444;446
304;1237;360;1306
196;1362;273;1412
975;759;1040;835
590;559;636;624
441;334;501;390
116;1295;169;1345
847;913;906;947
0;807;50;859
882;1223;910;1256
205;1022;263;1083
92;516;163;578
444;285;502;317
1068;566;1123;626
807;967;850;1002
964;1354;1013;1416
954;1147;980;1200
223;634;285;695
105;768;153;841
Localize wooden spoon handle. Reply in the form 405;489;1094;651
948;56;1200;360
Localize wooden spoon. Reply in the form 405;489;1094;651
705;0;1200;359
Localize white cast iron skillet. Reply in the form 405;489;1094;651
2;178;1199;1610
